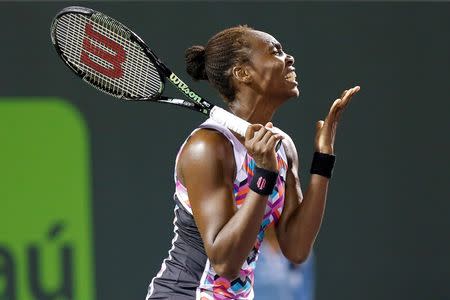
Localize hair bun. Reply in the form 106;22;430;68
185;45;208;81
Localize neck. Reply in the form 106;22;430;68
228;92;281;125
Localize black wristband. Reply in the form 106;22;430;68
310;152;336;178
250;166;278;196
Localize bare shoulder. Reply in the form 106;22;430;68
177;128;236;183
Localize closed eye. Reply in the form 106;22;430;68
271;42;284;56
272;47;284;56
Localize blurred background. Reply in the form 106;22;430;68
1;1;449;300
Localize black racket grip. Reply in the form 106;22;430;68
275;140;282;151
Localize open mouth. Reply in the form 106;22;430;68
285;71;297;83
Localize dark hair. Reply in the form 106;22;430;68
185;25;254;102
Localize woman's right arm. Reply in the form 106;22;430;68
177;124;281;280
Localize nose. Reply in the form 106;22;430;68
286;54;295;66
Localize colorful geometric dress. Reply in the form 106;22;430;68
146;118;288;300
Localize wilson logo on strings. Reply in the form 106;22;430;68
81;23;126;78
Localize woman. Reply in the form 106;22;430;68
146;25;359;300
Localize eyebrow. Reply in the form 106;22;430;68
270;41;282;49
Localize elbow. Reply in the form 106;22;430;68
289;252;309;265
286;248;311;265
212;262;241;280
279;237;313;265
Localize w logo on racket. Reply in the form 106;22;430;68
81;23;126;78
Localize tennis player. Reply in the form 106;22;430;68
146;26;359;300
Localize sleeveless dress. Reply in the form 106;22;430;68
146;118;288;300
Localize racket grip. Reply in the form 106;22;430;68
210;106;250;137
209;106;282;151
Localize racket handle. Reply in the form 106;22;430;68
209;106;282;151
210;106;250;137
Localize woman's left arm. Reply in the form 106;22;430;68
275;86;360;264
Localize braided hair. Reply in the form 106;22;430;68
185;25;254;103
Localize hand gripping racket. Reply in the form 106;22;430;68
50;6;251;136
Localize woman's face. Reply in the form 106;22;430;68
245;30;299;101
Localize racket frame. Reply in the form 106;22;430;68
50;6;259;138
51;6;213;114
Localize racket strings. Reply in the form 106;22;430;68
89;13;161;95
55;13;162;99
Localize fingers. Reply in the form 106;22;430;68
260;129;273;144
330;98;341;114
245;123;283;151
243;123;282;171
245;122;277;143
252;125;270;143
260;122;277;144
316;86;360;154
316;120;324;132
266;134;283;150
339;86;360;108
325;98;341;125
328;85;360;121
245;124;269;152
245;124;263;141
252;126;280;145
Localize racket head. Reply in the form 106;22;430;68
51;6;165;100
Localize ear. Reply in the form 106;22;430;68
232;65;252;83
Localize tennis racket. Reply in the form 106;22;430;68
50;6;251;136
